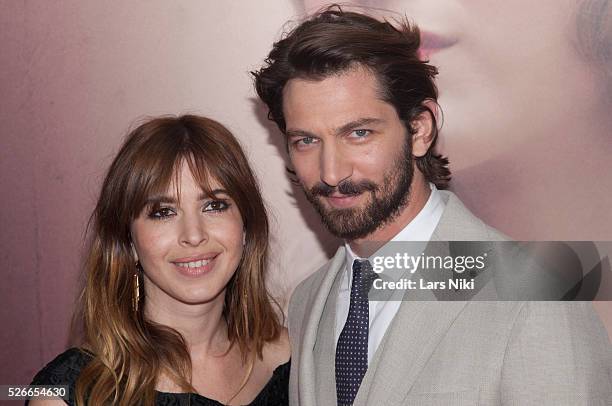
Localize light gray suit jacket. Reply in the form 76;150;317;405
287;191;612;405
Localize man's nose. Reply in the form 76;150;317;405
319;143;352;187
179;215;208;247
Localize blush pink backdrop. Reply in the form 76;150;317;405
1;1;610;391
0;0;336;388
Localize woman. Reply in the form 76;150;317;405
29;115;290;405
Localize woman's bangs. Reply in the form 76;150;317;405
131;151;184;218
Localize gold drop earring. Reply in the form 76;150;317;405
133;261;142;312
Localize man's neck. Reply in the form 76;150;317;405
349;179;431;258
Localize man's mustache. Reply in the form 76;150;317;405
309;179;378;197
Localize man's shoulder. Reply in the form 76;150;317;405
435;190;509;241
288;245;347;324
286;248;345;341
289;251;341;309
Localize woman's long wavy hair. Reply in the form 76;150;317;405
74;115;282;405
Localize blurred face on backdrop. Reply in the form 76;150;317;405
130;162;244;308
303;0;598;163
283;66;416;240
302;0;611;239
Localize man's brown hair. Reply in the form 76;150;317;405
252;5;450;188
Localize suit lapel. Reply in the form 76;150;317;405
355;193;487;405
358;300;468;405
298;191;494;405
298;247;346;406
313;268;343;405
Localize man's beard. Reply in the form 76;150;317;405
301;141;414;241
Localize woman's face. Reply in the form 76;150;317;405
130;163;244;308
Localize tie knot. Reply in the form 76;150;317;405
352;258;372;273
351;259;377;298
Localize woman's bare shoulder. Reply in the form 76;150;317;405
263;326;290;368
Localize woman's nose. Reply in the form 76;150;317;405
179;216;208;247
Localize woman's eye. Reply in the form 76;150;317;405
204;199;230;212
148;207;176;219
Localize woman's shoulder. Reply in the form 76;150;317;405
28;348;93;406
30;347;93;387
248;329;290;406
262;327;290;369
241;328;290;405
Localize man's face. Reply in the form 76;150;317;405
282;66;414;240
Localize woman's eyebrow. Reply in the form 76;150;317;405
145;195;176;205
198;189;228;200
146;189;229;204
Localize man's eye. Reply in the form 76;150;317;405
148;207;176;219
204;199;230;212
293;136;318;148
351;129;371;138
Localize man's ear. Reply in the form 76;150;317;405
410;100;439;158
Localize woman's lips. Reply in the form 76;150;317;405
172;254;218;277
418;31;458;60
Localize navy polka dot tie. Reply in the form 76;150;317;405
336;259;377;406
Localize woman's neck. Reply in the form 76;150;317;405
144;288;229;354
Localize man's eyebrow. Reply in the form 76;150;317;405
285;128;316;138
285;118;384;139
335;118;384;135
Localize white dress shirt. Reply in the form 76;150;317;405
335;183;446;364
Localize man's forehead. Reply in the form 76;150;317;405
282;67;393;130
283;66;382;98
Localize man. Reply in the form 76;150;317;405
253;7;611;406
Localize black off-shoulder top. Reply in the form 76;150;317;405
28;348;289;406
